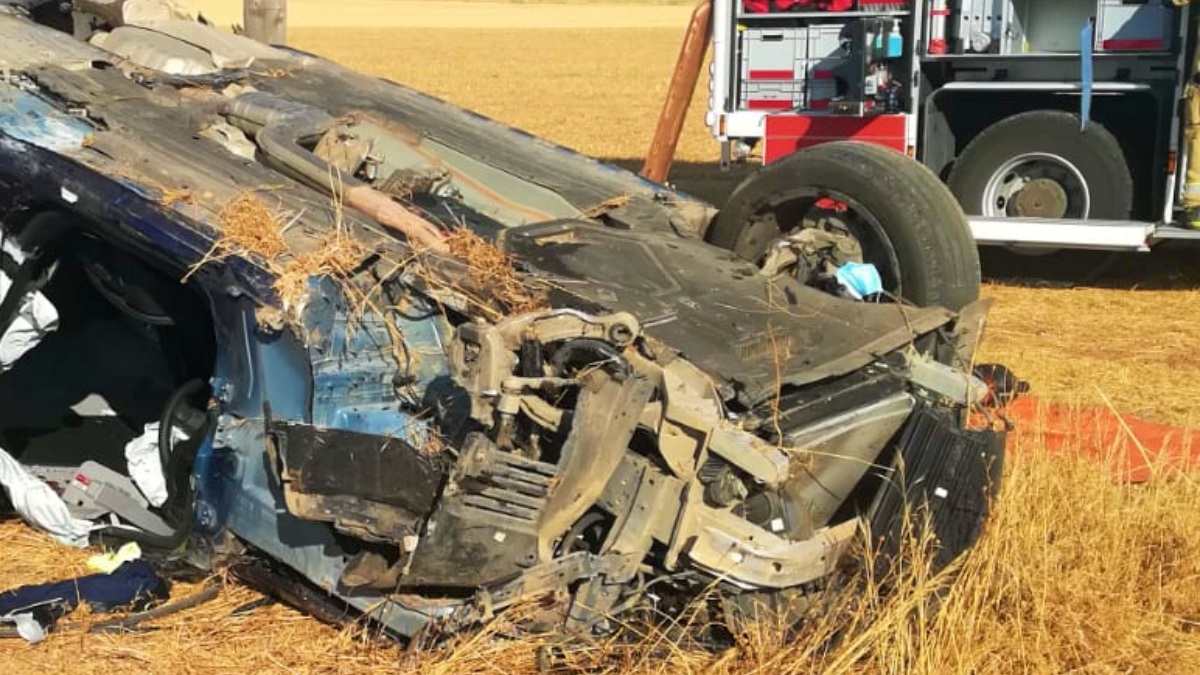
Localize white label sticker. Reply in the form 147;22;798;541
60;187;78;204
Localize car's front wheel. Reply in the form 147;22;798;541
708;141;981;310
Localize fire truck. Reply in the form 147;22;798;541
644;0;1200;285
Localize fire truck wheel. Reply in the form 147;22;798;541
709;141;980;310
948;110;1133;227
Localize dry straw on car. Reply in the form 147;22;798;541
444;227;548;316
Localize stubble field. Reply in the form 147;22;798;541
1;3;1199;673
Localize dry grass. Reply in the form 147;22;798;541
288;27;719;163
208;192;289;262
889;431;1200;675
4;431;1196;674
3;13;1200;675
274;227;371;311
444;228;549;315
183;192;291;287
186;190;371;313
979;280;1200;427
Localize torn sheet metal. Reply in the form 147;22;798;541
91;27;221;75
135;19;283;65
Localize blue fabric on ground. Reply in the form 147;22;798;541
0;560;168;616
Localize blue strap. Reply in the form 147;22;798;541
1081;19;1094;131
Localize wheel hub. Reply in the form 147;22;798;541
737;191;904;299
759;213;864;284
982;152;1091;220
1011;178;1069;218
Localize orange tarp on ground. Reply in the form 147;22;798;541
1005;397;1200;482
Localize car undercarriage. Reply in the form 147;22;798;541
0;0;1008;642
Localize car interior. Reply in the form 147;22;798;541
0;210;217;548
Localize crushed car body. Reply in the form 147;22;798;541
0;1;1007;640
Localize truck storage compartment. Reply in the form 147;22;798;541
806;22;850;74
1095;0;1174;52
740;26;806;81
739;79;805;110
738;22;853;113
1004;0;1175;53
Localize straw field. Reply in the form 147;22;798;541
1;2;1199;673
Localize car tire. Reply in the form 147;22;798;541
947;110;1133;223
708;141;981;310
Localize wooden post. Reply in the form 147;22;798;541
640;0;712;184
244;0;287;45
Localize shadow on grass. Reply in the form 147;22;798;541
605;157;1200;293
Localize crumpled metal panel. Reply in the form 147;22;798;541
303;277;453;440
134;19;283;67
213;416;451;637
0;12;107;69
91;26;218;75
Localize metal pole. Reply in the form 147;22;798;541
244;0;287;45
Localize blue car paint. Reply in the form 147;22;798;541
303;276;450;438
2;88;456;634
0;93;91;152
191;294;311;536
194;281;452;636
0;149;277;303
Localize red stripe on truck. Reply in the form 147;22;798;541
762;114;907;163
748;99;795;110
748;69;795;80
1101;39;1164;51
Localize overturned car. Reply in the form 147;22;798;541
0;1;1007;640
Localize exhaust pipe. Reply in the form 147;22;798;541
186;89;448;251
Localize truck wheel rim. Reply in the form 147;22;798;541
982;152;1091;220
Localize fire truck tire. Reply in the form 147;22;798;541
947;110;1133;223
709;141;980;310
